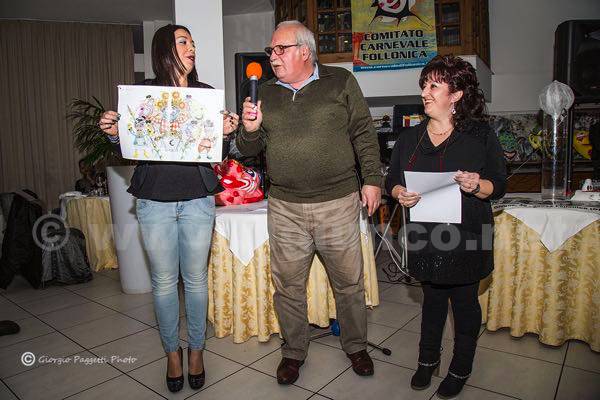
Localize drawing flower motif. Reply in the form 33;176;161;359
126;90;216;160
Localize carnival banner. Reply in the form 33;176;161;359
352;0;437;71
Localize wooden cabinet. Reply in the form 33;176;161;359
311;0;353;63
275;0;490;66
275;0;310;26
275;0;351;63
435;0;490;65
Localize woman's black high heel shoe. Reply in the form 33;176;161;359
411;360;440;390
188;347;206;390
166;347;184;393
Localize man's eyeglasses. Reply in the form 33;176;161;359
264;44;300;56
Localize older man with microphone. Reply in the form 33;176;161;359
237;20;382;385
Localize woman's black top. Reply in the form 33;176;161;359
123;79;228;202
385;119;507;284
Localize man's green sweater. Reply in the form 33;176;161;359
236;64;382;203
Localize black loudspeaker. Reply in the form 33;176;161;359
554;20;600;102
234;52;275;114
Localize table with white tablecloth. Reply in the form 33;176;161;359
481;195;600;351
207;200;380;343
65;196;118;271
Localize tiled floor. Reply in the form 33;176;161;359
0;262;599;400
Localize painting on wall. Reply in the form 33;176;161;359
489;111;598;164
488;113;542;164
572;112;598;161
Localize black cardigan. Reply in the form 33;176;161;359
385;119;507;284
117;79;228;201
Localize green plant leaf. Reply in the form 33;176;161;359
67;97;130;167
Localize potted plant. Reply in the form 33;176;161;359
68;97;130;168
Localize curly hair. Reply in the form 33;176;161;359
419;55;487;130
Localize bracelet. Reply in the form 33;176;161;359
471;183;480;194
107;135;120;144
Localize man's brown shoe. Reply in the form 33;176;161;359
276;357;304;384
347;350;374;376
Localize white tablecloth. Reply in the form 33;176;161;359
505;208;599;252
214;200;372;265
65;196;116;271
58;192;86;219
209;200;379;342
501;193;599;252
214;200;270;265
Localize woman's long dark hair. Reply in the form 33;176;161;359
151;24;198;86
419;55;487;130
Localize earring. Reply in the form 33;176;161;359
451;104;456;115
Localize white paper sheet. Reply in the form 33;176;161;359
404;171;462;223
117;85;224;162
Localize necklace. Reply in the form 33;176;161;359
427;123;454;136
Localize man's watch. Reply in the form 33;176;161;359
471;183;481;194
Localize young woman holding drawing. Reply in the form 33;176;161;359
385;55;506;398
99;24;238;393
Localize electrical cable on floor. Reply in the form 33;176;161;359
371;205;422;287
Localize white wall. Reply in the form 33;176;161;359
174;0;225;90
217;0;599;114
488;0;600;113
142;20;171;79
222;11;275;111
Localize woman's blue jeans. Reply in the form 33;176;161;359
136;197;215;353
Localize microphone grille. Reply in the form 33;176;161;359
246;62;263;79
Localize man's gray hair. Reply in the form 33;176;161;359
276;20;318;64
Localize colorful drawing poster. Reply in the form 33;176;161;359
351;0;438;71
117;85;224;162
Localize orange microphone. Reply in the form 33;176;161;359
246;62;263;106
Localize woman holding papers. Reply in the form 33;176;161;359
385;55;506;398
99;25;238;393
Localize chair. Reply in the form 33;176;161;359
0;190;44;289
